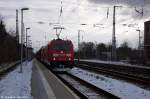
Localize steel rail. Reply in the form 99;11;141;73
77;64;150;85
0;61;20;75
58;72;120;99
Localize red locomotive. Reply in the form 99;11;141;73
36;26;74;70
36;38;74;69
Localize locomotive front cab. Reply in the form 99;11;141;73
47;39;74;68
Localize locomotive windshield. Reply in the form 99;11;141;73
50;41;72;51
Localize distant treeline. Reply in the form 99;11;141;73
75;41;144;63
0;17;26;64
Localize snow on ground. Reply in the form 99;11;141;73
80;59;129;65
0;61;33;99
80;59;150;69
70;67;150;99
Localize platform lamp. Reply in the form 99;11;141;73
20;7;29;73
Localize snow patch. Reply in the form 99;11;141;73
80;59;150;69
0;61;33;99
70;67;150;99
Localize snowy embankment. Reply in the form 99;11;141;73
70;67;150;99
0;61;33;99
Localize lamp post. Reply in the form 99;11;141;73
26;28;30;61
136;29;141;51
78;23;87;62
136;29;142;63
27;37;31;60
20;7;29;73
78;30;81;62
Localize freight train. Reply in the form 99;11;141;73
36;38;74;70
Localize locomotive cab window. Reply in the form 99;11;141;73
51;41;72;51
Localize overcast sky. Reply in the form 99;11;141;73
0;0;150;52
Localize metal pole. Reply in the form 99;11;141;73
27;36;31;60
26;28;28;61
137;29;142;60
138;30;141;51
78;30;80;62
95;41;98;59
112;6;117;61
26;28;30;61
16;10;19;43
136;30;141;51
20;10;23;73
30;42;32;60
20;7;29;73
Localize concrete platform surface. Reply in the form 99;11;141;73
31;59;80;99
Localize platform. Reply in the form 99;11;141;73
32;59;80;99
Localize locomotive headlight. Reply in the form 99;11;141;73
53;57;56;60
68;58;71;60
66;54;71;57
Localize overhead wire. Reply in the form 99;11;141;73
1;0;148;36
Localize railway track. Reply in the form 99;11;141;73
57;72;120;99
0;61;20;75
77;64;150;85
